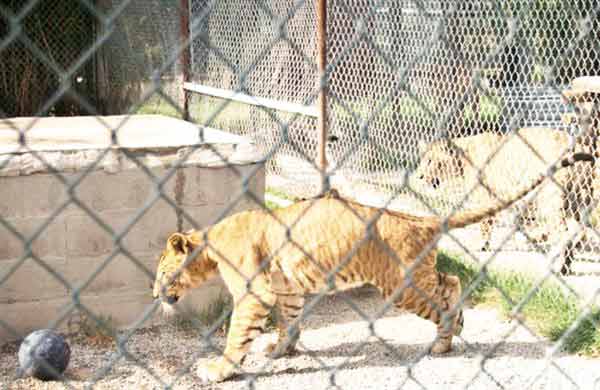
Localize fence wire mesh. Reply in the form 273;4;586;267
1;0;600;389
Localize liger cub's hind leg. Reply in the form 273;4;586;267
264;271;305;358
395;271;463;354
265;293;305;358
429;272;463;353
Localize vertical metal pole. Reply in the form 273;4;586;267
316;0;329;192
179;0;191;121
95;0;112;115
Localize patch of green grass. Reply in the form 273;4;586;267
437;251;600;356
135;95;257;133
436;252;493;304
265;199;281;210
266;187;297;201
265;187;297;210
135;96;183;118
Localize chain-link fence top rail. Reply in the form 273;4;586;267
1;0;600;389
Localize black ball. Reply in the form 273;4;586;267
18;329;71;381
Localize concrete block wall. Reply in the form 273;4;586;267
0;164;264;342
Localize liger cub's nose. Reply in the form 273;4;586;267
166;295;179;305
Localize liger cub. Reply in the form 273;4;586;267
153;153;593;383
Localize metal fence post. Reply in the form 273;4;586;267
316;0;328;192
180;0;192;121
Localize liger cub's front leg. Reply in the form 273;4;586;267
197;284;276;382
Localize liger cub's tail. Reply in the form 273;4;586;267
446;152;594;230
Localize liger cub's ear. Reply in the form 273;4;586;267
167;233;190;254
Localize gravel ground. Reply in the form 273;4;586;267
2;287;600;390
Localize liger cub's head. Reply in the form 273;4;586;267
152;231;217;312
415;139;466;189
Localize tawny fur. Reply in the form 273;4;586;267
415;127;595;257
153;152;592;383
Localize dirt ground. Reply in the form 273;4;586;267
2;287;600;390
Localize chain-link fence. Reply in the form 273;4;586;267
2;0;600;389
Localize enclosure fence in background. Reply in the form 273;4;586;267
1;0;600;389
187;0;600;258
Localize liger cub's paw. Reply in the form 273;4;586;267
262;341;298;359
430;337;453;354
197;358;235;383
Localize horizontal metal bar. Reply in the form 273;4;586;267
183;82;318;117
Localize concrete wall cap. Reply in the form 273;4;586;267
0;115;263;176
